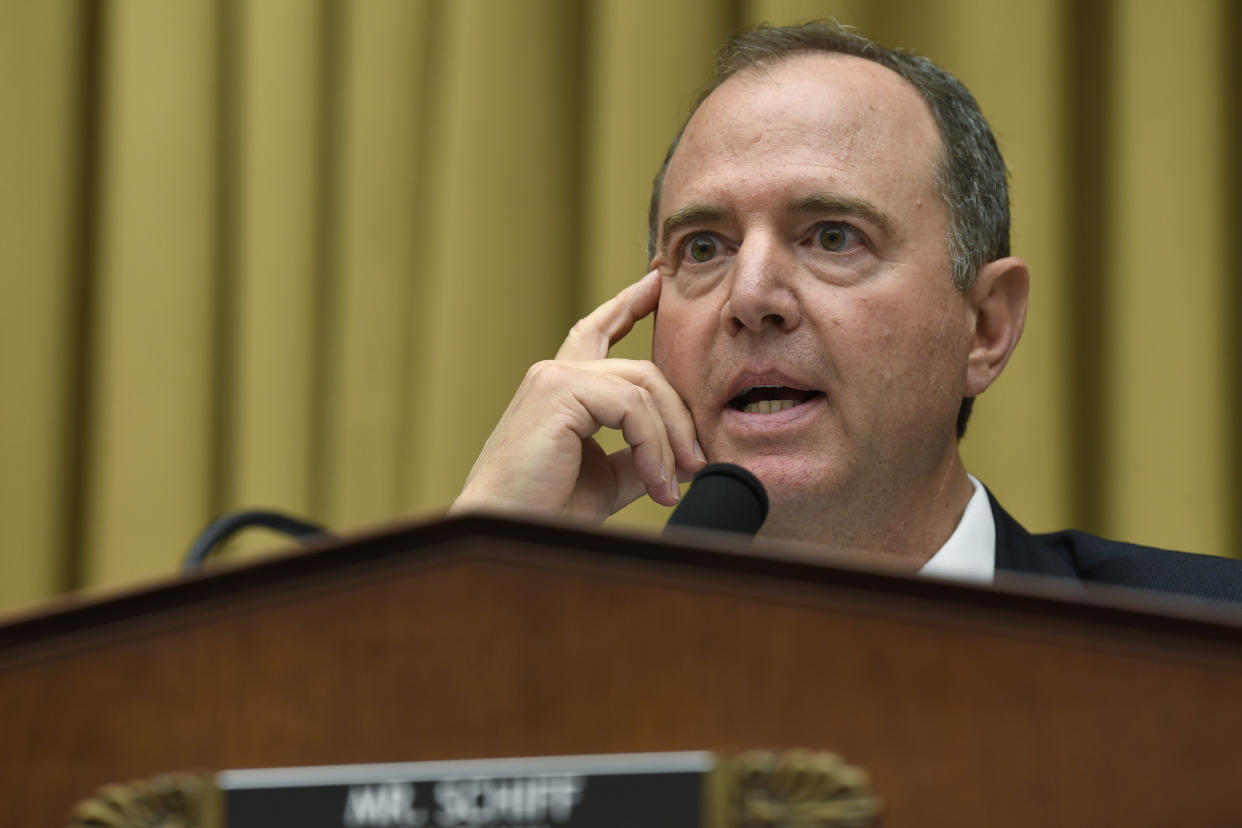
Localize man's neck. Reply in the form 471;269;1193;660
756;455;975;569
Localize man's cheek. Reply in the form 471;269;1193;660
652;291;711;408
651;310;692;384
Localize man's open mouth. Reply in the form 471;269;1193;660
729;386;824;414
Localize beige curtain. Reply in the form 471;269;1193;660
2;0;1238;612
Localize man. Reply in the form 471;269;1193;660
453;22;1240;602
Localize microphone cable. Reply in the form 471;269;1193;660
183;510;333;573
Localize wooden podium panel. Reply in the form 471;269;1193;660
2;514;1241;826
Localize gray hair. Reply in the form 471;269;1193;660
646;20;1011;291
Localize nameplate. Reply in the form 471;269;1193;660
218;752;713;828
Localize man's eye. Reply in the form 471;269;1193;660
685;234;718;263
816;222;859;252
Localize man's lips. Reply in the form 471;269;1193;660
729;386;824;413
723;371;825;415
720;390;827;434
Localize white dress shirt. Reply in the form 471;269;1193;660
918;474;995;584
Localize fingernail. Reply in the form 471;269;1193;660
671;485;681;503
693;441;706;463
659;461;669;484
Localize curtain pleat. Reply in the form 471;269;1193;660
1105;0;1230;553
0;2;87;608
2;0;1238;612
82;0;221;587
227;0;323;529
323;0;433;526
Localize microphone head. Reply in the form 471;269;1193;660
664;462;769;537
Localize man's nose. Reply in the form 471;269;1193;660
721;236;802;335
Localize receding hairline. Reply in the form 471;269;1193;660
714;47;921;92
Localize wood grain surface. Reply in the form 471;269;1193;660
3;515;1241;827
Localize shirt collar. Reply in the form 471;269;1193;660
918;474;995;584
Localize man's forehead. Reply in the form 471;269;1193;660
659;52;943;217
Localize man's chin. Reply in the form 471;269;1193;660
709;453;840;503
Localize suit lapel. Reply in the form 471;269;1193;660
988;489;1080;580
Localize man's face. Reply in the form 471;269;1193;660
651;53;976;538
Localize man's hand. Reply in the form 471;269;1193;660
451;270;705;521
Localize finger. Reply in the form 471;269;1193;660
574;446;671;515
575;359;704;476
601;446;657;513
563;373;680;506
556;269;661;362
625;378;680;506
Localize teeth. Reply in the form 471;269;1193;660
743;399;802;414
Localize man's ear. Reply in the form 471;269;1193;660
964;256;1029;397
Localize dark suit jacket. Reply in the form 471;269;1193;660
990;490;1242;604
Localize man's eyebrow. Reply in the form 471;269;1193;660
659;205;732;259
789;194;898;241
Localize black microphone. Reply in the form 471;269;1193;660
664;462;769;537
